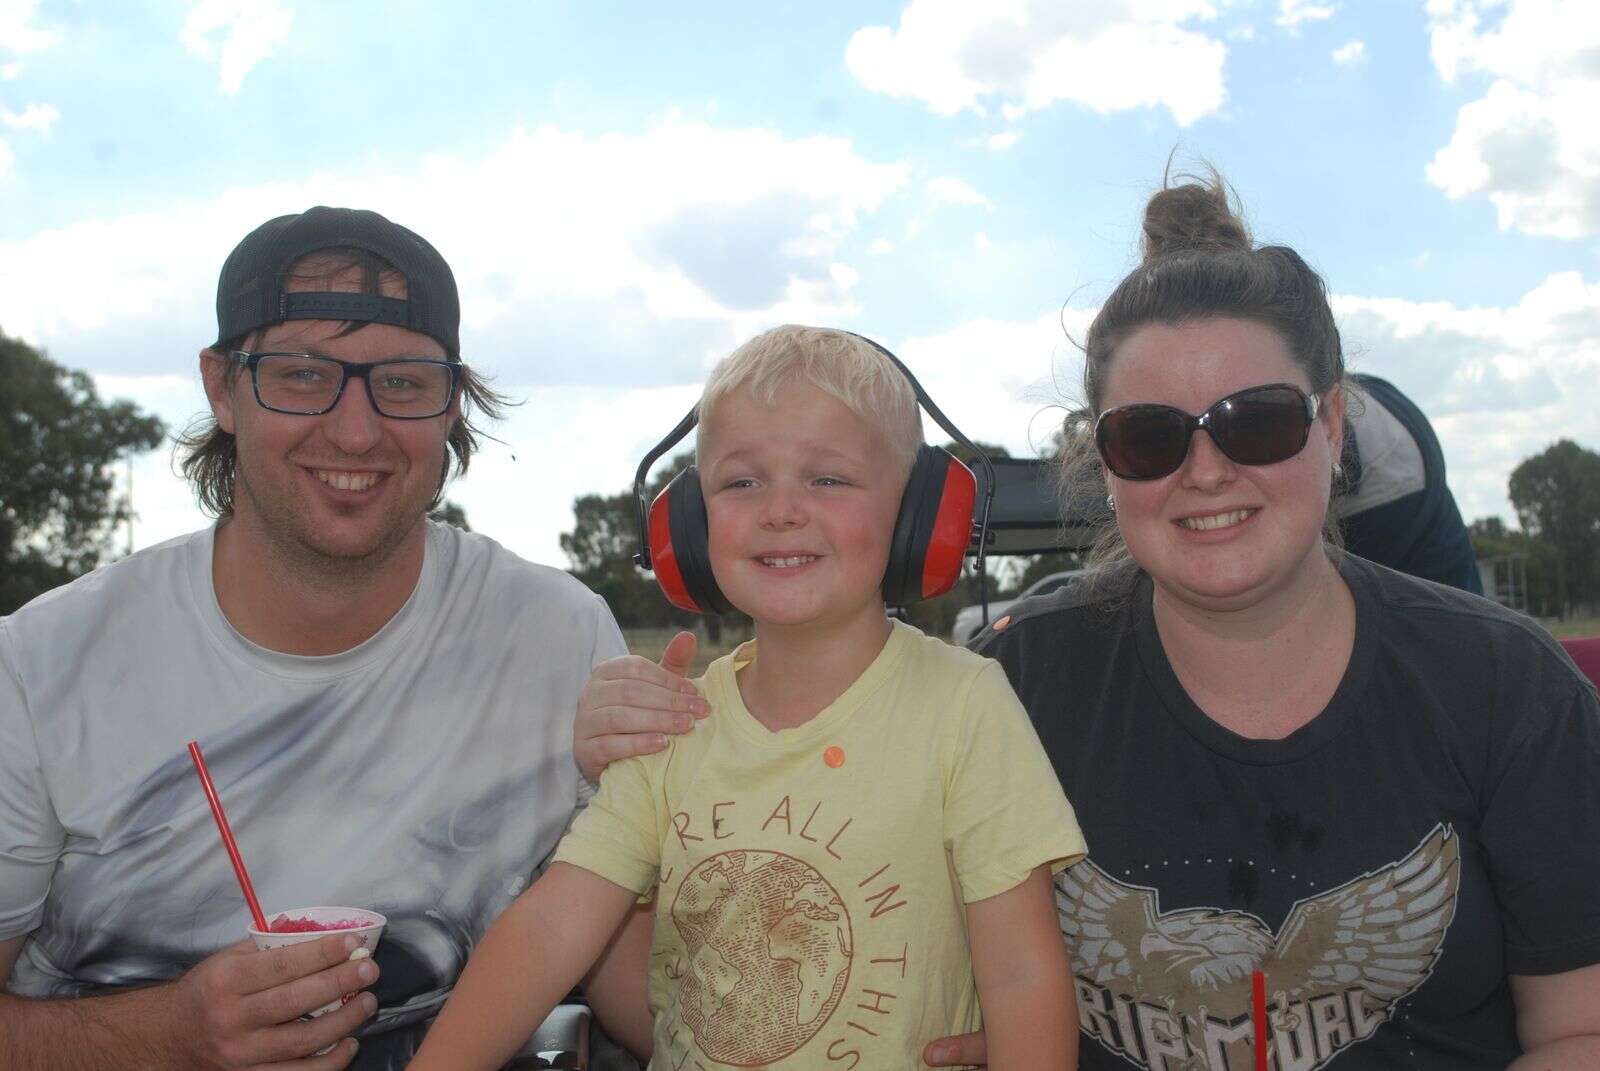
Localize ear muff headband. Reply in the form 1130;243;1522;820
632;337;994;613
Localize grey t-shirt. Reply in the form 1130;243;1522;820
0;521;624;1061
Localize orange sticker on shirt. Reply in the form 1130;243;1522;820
823;746;846;768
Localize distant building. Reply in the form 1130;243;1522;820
1478;555;1528;613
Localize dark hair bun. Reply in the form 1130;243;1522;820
1140;175;1250;263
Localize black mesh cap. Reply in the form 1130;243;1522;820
214;206;461;358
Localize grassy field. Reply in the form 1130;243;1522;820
1544;615;1600;640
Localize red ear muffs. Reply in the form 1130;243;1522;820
647;467;733;615
882;446;977;605
632;335;991;616
647;448;975;614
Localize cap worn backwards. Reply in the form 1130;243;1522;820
214;206;461;358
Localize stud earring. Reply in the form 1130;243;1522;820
1106;493;1116;511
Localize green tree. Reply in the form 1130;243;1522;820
1508;440;1600;611
1;331;166;613
429;500;471;530
1471;515;1508;541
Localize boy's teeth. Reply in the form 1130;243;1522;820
1179;509;1254;531
761;556;817;568
314;470;380;492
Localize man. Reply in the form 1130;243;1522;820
0;207;650;1068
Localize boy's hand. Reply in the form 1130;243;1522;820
575;631;707;782
922;1032;986;1067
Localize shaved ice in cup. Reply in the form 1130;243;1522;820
267;912;374;933
248;906;386;1017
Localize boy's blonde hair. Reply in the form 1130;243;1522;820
697;325;924;471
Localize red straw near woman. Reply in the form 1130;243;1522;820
1253;968;1269;1071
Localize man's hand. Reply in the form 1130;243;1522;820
169;935;380;1068
922;1032;987;1067
1;933;379;1070
575;631;706;783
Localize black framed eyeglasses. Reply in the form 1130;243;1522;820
230;351;462;420
1095;382;1321;481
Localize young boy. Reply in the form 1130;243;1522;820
411;326;1086;1069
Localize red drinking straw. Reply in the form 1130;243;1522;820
187;740;269;932
1252;968;1269;1071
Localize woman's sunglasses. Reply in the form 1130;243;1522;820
1095;383;1321;481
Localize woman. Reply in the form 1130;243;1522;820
573;174;1600;1069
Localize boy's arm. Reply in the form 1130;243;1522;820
409;862;639;1071
582;903;656;1061
965;865;1077;1071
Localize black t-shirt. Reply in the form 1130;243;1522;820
976;554;1600;1070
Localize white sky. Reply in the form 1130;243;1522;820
3;0;1597;568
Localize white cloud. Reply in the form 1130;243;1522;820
89;374;209;555
0;0;60;176
927;175;993;209
846;1;1228;127
867;238;895;255
19;117;910;562
1425;0;1600;237
986;130;1022;151
82;260;1600;565
476;273;1600;560
0;116;908;378
896;311;1098;453
1331;39;1365;65
462;384;707;568
180;0;295;95
884;271;1599;535
1;101;56;130
1335;271;1600;523
0;0;58;56
1276;0;1337;32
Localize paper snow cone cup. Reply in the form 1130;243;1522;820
249;907;386;1017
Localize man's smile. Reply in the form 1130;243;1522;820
309;468;387;493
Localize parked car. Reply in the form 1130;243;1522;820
950;568;1088;645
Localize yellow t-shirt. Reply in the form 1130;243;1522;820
554;620;1087;1070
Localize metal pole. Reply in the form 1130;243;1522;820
126;452;134;556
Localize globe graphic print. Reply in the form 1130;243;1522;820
670;849;854;1066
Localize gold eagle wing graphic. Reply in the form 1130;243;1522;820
1267;823;1460;1008
1054;826;1462;1069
